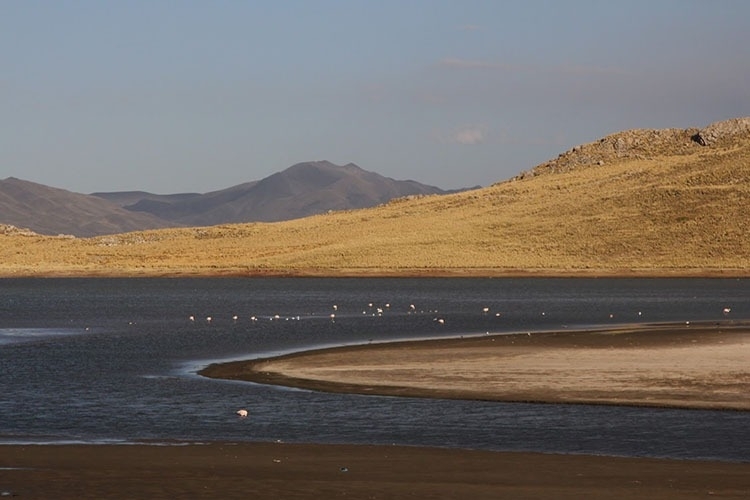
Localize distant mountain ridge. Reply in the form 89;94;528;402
0;177;173;237
95;161;456;227
1;161;459;237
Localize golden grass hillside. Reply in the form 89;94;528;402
2;118;749;277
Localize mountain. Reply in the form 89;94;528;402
1;162;455;237
3;116;749;277
0;177;174;237
2;117;747;277
93;161;453;226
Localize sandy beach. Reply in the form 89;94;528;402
202;321;750;411
4;322;749;498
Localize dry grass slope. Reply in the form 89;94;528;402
2;118;749;277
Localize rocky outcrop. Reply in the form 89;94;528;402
513;127;699;180
0;224;38;236
693;117;750;146
512;117;750;181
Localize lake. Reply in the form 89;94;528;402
1;277;748;462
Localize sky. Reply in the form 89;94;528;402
2;1;749;194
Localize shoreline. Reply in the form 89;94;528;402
2;442;749;499
200;321;750;411
5;325;750;498
1;267;749;278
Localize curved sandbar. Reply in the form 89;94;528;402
201;321;750;410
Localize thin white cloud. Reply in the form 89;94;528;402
437;57;627;77
554;63;630;77
433;124;568;148
452;125;486;145
437;57;524;71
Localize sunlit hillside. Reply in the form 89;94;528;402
2;118;749;277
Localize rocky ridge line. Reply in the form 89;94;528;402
0;224;38;236
512;117;750;181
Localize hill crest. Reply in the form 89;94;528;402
514;117;750;181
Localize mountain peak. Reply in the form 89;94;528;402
3;162;451;236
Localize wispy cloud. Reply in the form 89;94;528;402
452;125;486;145
555;63;630;77
433;124;569;148
437;57;525;71
437;57;627;77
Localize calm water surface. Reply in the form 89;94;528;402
0;278;748;462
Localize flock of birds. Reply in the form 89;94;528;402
188;304;736;328
186;302;511;327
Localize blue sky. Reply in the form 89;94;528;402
2;1;749;193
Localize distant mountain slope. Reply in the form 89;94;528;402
1;162;456;237
94;161;452;226
91;190;202;208
0;177;174;237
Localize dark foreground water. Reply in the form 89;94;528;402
1;278;748;462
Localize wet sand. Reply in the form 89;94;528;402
2;442;750;499
202;321;750;411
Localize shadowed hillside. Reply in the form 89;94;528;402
1;118;748;277
93;161;452;227
0;178;174;237
2;162;450;236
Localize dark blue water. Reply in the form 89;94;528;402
0;278;748;462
